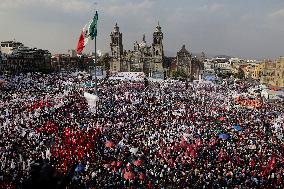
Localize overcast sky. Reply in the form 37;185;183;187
1;0;284;59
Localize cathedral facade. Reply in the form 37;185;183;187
171;45;204;80
110;23;164;75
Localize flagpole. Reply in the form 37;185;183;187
93;9;98;96
94;34;97;95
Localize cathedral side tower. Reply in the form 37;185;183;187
110;23;123;72
152;22;164;72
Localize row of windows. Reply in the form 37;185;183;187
1;44;13;47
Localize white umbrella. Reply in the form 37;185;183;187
130;147;138;155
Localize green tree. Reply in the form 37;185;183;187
171;70;187;79
234;68;245;79
98;53;111;71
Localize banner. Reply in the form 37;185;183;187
235;96;262;109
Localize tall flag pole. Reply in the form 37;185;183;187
76;10;98;94
90;11;98;95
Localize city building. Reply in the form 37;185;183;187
252;63;265;79
260;57;284;87
170;45;204;80
0;41;51;73
0;41;24;55
51;54;93;72
109;22;164;75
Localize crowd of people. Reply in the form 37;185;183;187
0;72;283;188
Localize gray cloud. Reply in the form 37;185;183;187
269;8;284;18
0;0;283;59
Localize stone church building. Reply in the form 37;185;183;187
110;22;164;76
171;45;204;80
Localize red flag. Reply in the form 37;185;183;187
262;156;277;176
268;156;276;170
249;159;256;168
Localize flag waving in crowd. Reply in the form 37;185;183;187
76;11;98;54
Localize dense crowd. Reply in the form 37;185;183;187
0;72;283;189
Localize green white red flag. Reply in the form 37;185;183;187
76;11;98;54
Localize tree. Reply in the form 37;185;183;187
234;68;245;79
99;53;111;71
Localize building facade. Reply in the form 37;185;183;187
0;41;24;55
260;57;284;87
0;41;52;74
171;45;203;80
110;23;164;75
51;54;92;72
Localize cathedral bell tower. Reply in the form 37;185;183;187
152;22;164;72
110;23;123;72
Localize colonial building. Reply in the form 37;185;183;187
0;41;52;73
51;54;92;72
110;23;124;72
171;45;204;80
252;63;264;79
0;41;24;55
260;57;284;87
110;22;164;75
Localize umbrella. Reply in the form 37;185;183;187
111;161;117;166
218;117;225;121
124;171;135;180
129;147;138;155
117;161;123;167
134;159;143;166
233;125;242;131
75;164;85;173
204;76;217;81
219;134;230;140
105;141;115;148
139;173;145;180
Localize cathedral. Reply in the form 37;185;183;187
172;45;204;80
110;22;164;75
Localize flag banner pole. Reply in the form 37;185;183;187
95;11;98;95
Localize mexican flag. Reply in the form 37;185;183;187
76;11;98;54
